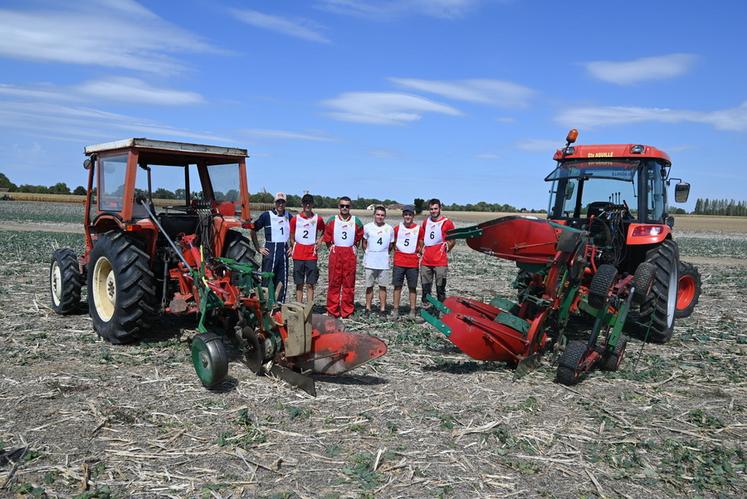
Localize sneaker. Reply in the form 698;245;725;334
409;311;425;324
389;310;399;321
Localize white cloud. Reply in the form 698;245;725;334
556;102;747;132
476;153;501;160
584;53;697;85
0;100;232;143
390;78;533;107
76;77;204;105
322;92;461;125
515;139;559;152
317;0;484;20
242;128;336;142
0;0;217;73
0;83;76;101
368;148;400;159
1;79;205;106
230;9;329;43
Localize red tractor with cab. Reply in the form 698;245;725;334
544;129;701;342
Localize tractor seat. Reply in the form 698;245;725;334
157;213;199;239
586;201;613;219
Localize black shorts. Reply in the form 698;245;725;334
392;266;418;289
293;259;319;285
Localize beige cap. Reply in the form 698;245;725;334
274;192;287;202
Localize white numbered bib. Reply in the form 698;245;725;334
365;223;393;252
269;211;290;243
294;215;318;244
396;223;419;254
424;218;446;247
333;216;356;247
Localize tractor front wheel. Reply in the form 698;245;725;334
556;341;587;386
87;232;157;344
191;332;229;388
675;261;701;319
50;248;83;314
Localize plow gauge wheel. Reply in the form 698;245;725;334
192;332;229;388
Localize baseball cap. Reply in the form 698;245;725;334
274;192;287;202
402;205;415;214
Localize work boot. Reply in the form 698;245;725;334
409;311;424;324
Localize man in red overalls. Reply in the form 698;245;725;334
324;196;363;318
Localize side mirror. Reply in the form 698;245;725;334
674;182;690;203
83;159;92;170
564;182;575;200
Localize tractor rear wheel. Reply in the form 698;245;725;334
588;264;617;309
50;248;83;314
628;240;679;343
556;340;587;386
191;332;229;388
87;232;157;344
601;335;627;371
223;230;257;264
675;261;701;319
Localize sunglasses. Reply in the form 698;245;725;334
339;204;351;208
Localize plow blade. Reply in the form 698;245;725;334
293;331;387;375
424;296;544;365
448;216;560;264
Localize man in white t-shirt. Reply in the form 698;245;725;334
362;205;394;315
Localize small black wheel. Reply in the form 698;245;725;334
242;327;265;375
50;248;83;314
556;340;588;386
588;264;617;309
632;262;656;305
601;335;628;371
675;261;701;319
191;332;229;388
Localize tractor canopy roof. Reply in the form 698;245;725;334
84;138;248;166
552;144;671;164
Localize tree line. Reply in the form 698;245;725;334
693;198;747;216
0;173;86;195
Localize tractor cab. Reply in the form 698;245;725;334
545;130;690;273
82;138;251;259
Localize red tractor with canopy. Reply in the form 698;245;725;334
48;138;386;394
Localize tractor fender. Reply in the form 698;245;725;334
625;223;672;245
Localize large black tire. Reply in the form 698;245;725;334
191;332;229;388
87;232;158;344
629;240;679;344
50;248;83;314
675;261;701;319
588;264;617;309
223;230;258;266
556;340;588;386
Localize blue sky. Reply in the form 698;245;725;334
1;0;746;210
